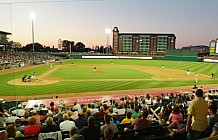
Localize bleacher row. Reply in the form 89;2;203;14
1;89;218;140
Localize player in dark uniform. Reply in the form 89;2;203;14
211;73;215;79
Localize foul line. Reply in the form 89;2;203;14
38;65;60;79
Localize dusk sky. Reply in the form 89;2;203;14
0;0;218;48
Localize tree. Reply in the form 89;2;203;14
22;42;43;52
75;42;85;52
99;46;104;53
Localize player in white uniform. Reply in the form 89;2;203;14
187;69;190;76
195;73;198;83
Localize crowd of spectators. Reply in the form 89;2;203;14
0;88;218;139
0;52;61;70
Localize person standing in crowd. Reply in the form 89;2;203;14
186;89;208;140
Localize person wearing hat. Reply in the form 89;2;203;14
0;99;6;127
29;110;41;124
16;104;25;117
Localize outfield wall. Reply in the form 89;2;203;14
153;56;203;62
82;56;152;59
204;59;218;63
68;55;152;60
68;54;204;62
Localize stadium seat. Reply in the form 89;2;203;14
38;131;62;140
15;134;38;140
134;126;167;140
115;130;134;140
117;123;132;132
61;131;70;139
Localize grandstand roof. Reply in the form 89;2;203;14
119;32;176;37
0;31;11;35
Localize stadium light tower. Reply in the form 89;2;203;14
105;28;111;54
30;12;36;52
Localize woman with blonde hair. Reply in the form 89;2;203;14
40;117;59;133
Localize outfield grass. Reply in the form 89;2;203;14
50;68;153;79
0;59;218;96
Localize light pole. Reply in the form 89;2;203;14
105;28;111;54
30;12;36;52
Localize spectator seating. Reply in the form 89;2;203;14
134;126;167;140
38;131;62;140
61;131;70;139
117;123;132;132
115;130;134;140
15;134;38;140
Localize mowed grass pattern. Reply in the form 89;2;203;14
49;68;153;79
0;59;218;96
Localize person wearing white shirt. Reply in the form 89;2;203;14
16;105;25;117
6;110;19;124
90;105;98;116
60;113;75;132
72;102;81;112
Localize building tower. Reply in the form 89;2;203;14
112;27;119;54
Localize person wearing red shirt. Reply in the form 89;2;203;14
50;102;58;113
23;117;40;136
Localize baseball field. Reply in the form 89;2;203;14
1;59;218;100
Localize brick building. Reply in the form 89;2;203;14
112;27;176;55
